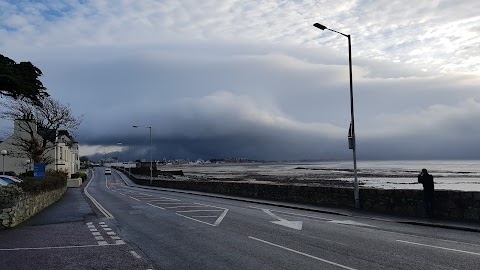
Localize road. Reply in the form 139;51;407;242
87;167;480;270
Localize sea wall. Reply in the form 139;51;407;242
125;172;480;221
0;187;67;229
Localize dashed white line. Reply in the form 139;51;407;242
397;240;480;256
129;196;140;201
130;250;142;259
249;236;357;270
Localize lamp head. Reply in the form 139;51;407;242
313;23;327;30
1;150;7;156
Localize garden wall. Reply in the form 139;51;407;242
0;187;67;229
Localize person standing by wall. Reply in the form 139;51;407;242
418;168;435;217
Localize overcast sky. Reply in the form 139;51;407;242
1;0;480;161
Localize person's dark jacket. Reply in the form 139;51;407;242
418;173;434;193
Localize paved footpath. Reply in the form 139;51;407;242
0;182;153;270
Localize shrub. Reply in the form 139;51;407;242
17;170;68;194
71;172;87;181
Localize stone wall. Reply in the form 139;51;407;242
125;171;480;221
0;187;67;229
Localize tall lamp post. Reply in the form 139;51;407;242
313;22;359;208
1;150;7;175
116;142;123;166
133;125;153;185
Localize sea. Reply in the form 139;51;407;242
273;160;480;191
165;160;480;192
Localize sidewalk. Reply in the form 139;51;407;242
116;170;480;233
0;178;153;270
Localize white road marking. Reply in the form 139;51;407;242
152;202;191;205
86;222;93;225
249;206;331;221
98;241;108;245
95;236;104;240
99;222;105;225
103;228;112;231
115;240;125;244
213;208;229;226
191;215;218;218
111;236;121;240
129;196;140;201
107;231;116;235
329;220;377;228
89;228;98;232
147;203;165;210
250;206;376;228
249;236;357;270
397;240;480;256
262;209;303;230
0;243;125;251
92;232;101;236
130;250;142;259
148;199;181;202
100;224;108;228
176;214;219;226
176;210;223;213
165;205;209;209
84;173;114;219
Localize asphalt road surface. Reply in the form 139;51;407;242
84;167;480;270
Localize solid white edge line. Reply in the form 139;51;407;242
0;243;125;251
84;170;114;219
248;236;357;270
396;240;480;256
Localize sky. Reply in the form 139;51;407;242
1;0;480;162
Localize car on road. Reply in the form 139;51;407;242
104;168;112;175
0;175;23;184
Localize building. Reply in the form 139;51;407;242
0;118;80;176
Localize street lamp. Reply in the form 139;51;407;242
1;150;7;175
26;159;31;174
133;125;153;185
313;23;360;209
116;142;123;166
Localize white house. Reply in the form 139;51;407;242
0;118;80;176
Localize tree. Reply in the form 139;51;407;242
0;54;49;106
80;156;90;163
0;97;82;163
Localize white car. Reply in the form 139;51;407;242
0;178;9;186
0;175;23;184
104;168;112;175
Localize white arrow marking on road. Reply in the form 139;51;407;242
262;209;303;230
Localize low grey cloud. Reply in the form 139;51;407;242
1;0;480;161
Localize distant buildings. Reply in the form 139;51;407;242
0;118;80;176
